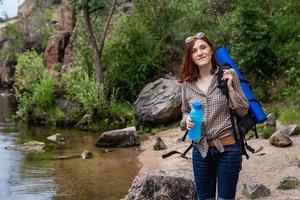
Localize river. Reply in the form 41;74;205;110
0;89;140;200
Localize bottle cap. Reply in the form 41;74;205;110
192;102;202;109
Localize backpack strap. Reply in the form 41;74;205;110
162;130;193;159
217;64;255;159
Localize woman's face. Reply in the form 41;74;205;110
191;39;213;68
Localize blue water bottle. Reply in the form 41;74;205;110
188;102;203;141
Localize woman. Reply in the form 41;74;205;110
179;32;249;200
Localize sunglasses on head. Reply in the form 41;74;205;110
185;32;205;44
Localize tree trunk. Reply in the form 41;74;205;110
82;3;103;85
82;0;117;85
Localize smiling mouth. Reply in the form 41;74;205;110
197;57;206;60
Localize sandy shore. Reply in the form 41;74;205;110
137;127;300;200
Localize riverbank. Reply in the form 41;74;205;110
137;127;300;199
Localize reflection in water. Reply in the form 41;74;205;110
0;89;141;200
0;89;55;200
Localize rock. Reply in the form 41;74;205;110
17;0;57;50
278;176;300;190
59;0;76;32
269;131;292;147
120;2;134;14
78;114;93;125
18;0;35;19
44;31;71;69
277;123;297;136
81;150;93;159
62;41;74;66
53;154;81;160
55;98;78;112
123;169;197;200
153;137;167;150
4;141;45;153
95;126;140;147
288;160;300;167
265;113;276;127
0;65;14;85
30;111;50;125
242;183;271;199
134;76;181;125
47;133;65;143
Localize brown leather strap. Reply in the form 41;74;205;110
207;135;238;147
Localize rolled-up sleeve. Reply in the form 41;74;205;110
180;83;191;130
228;69;249;117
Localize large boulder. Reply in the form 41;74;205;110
269;131;292;147
18;0;55;50
123;169;197;200
134;76;181;124
95;126;140;147
59;0;76;32
44;31;71;69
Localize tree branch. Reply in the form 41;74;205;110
98;0;117;56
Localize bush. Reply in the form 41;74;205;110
61;66;107;115
0;22;26;63
278;104;300;127
32;73;55;110
261;126;277;139
281;67;300;102
103;14;163;102
14;50;56;121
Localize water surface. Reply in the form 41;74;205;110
0;89;140;200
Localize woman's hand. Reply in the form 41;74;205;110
186;116;194;130
222;69;234;91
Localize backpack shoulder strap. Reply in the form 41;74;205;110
162;130;193;159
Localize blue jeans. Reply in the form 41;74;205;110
192;141;242;200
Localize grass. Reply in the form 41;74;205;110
278;177;300;190
265;102;300;126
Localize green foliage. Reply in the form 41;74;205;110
72;16;95;78
39;9;57;50
225;1;277;79
103;13;163;101
102;0;300;102
278;177;300;190
103;0;210;101
32;73;55;110
281;67;300;101
278;104;300;127
261;126;276;139
14;51;45;91
61;66;107;115
14;50;56;121
62;66;136;130
0;22;26;63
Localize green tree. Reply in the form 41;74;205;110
70;0;117;85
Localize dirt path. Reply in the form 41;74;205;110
137;127;300;200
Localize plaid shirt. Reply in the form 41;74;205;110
180;68;249;158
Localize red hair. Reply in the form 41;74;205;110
178;36;219;83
